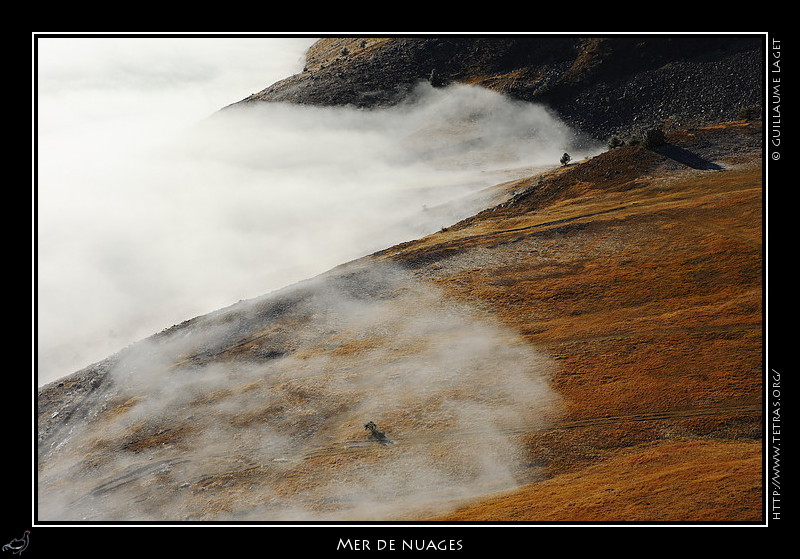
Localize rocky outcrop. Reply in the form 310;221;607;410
233;36;764;141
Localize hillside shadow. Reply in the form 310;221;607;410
654;144;723;170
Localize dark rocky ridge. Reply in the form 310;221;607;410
233;35;764;142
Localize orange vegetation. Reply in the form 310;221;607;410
378;122;764;522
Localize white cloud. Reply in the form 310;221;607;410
35;37;599;386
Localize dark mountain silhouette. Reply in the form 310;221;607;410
234;36;763;141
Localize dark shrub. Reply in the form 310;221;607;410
643;127;666;148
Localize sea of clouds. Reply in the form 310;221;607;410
36;36;597;386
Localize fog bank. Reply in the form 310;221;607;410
37;37;599;386
38;261;562;521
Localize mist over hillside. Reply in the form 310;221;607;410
38;259;561;521
35;35;765;528
38;73;597;387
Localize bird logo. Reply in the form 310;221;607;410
2;531;29;555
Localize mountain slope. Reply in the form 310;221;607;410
37;36;764;523
235;36;763;141
380;121;763;521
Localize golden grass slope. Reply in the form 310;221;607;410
376;121;764;522
433;438;761;522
